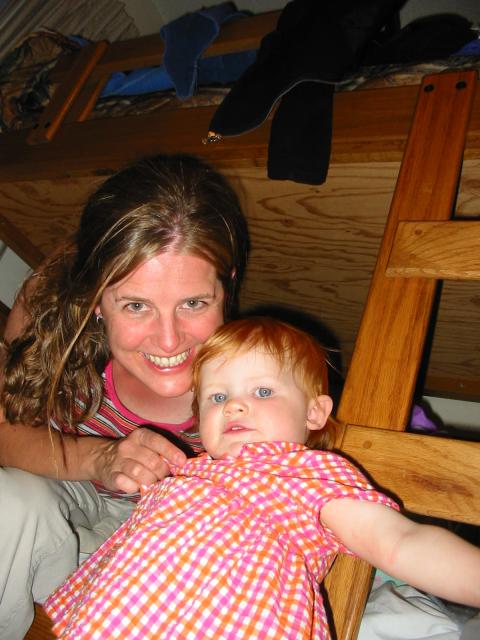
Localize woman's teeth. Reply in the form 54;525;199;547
144;350;189;367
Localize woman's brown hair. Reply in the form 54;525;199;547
1;154;249;429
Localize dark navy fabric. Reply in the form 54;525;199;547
100;2;256;99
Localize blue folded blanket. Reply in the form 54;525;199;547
100;2;257;99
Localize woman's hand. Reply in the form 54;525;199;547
91;428;188;494
0;419;187;493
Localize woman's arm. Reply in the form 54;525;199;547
0;415;186;492
0;415;99;479
321;498;480;607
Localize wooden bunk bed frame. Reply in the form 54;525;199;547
0;11;476;640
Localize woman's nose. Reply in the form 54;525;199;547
153;314;182;353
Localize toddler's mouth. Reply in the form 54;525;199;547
224;423;252;433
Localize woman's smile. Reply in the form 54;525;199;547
142;349;191;369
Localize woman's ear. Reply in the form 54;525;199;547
306;395;333;431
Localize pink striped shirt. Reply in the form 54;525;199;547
53;361;202;500
45;441;398;639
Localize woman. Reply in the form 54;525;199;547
0;153;249;639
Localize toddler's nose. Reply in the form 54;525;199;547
223;397;247;415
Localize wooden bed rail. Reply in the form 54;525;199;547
1;80;479;183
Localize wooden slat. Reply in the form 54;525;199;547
342;425;480;524
326;421;480;638
338;71;477;431
27;41;108;144
202;10;279;56
65;78;110;123
59;11;280;125
387;221;480;279
28;10;280;133
323;420;376;640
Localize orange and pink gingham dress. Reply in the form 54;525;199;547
45;441;397;639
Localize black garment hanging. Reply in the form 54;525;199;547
208;0;406;184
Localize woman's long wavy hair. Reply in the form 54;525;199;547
1;154;249;429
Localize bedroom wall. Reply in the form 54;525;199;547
0;242;30;309
401;0;480;26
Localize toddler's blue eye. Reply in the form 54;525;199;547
256;387;273;398
212;393;227;404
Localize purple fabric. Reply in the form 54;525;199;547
409;404;439;433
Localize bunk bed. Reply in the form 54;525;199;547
0;9;477;640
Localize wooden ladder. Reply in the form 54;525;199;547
324;70;480;639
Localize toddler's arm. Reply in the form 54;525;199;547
321;498;480;607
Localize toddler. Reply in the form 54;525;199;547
45;317;480;639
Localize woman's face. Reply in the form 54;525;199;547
97;249;225;400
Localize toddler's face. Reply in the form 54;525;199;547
197;347;314;459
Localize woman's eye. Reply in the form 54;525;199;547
212;393;227;404
183;299;204;310
126;302;146;312
255;387;273;398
